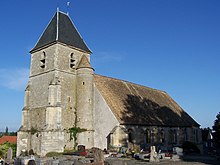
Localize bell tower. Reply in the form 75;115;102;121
17;10;93;156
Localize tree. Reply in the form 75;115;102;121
212;112;220;147
5;127;8;136
201;127;212;141
0;142;17;158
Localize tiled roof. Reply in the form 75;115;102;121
31;11;91;53
0;136;17;145
94;74;199;127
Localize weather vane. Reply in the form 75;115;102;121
56;0;71;14
57;0;60;11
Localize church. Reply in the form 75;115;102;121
17;10;201;156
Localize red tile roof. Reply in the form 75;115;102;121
0;136;17;145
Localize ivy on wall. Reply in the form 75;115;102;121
68;127;87;149
67;108;87;150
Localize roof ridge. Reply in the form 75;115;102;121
56;10;59;41
66;12;92;53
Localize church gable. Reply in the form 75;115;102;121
94;74;199;127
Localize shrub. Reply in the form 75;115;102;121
0;142;17;158
45;152;62;157
182;141;200;154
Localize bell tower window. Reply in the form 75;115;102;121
40;52;46;69
70;53;76;69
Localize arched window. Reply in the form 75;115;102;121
194;129;199;142
184;128;188;141
40;51;46;69
128;129;133;143
173;129;177;144
70;53;76;69
151;129;156;143
70;53;74;59
160;129;165;143
145;129;151;143
169;129;177;144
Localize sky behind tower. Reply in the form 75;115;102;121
0;0;220;131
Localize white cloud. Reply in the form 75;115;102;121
93;51;123;63
0;68;29;91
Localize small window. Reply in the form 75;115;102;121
160;129;165;143
185;128;188;141
169;129;177;144
195;129;199;142
128;129;133;143
145;129;151;143
40;52;46;69
70;53;76;69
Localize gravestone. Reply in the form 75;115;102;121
111;160;125;165
5;147;13;164
74;159;84;165
93;148;104;163
7;147;13;160
149;146;159;162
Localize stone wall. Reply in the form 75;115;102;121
16;131;29;156
109;125;202;149
93;86;119;149
40;131;65;156
29;108;46;130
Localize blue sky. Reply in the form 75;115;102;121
0;0;219;131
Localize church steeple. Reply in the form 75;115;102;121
30;11;91;53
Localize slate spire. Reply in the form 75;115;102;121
30;11;91;53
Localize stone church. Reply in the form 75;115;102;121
17;10;201;156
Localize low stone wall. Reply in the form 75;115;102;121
14;156;105;165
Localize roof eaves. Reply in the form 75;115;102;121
120;123;199;127
57;41;92;54
30;41;57;53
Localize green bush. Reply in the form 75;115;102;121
45;152;63;157
0;142;17;158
